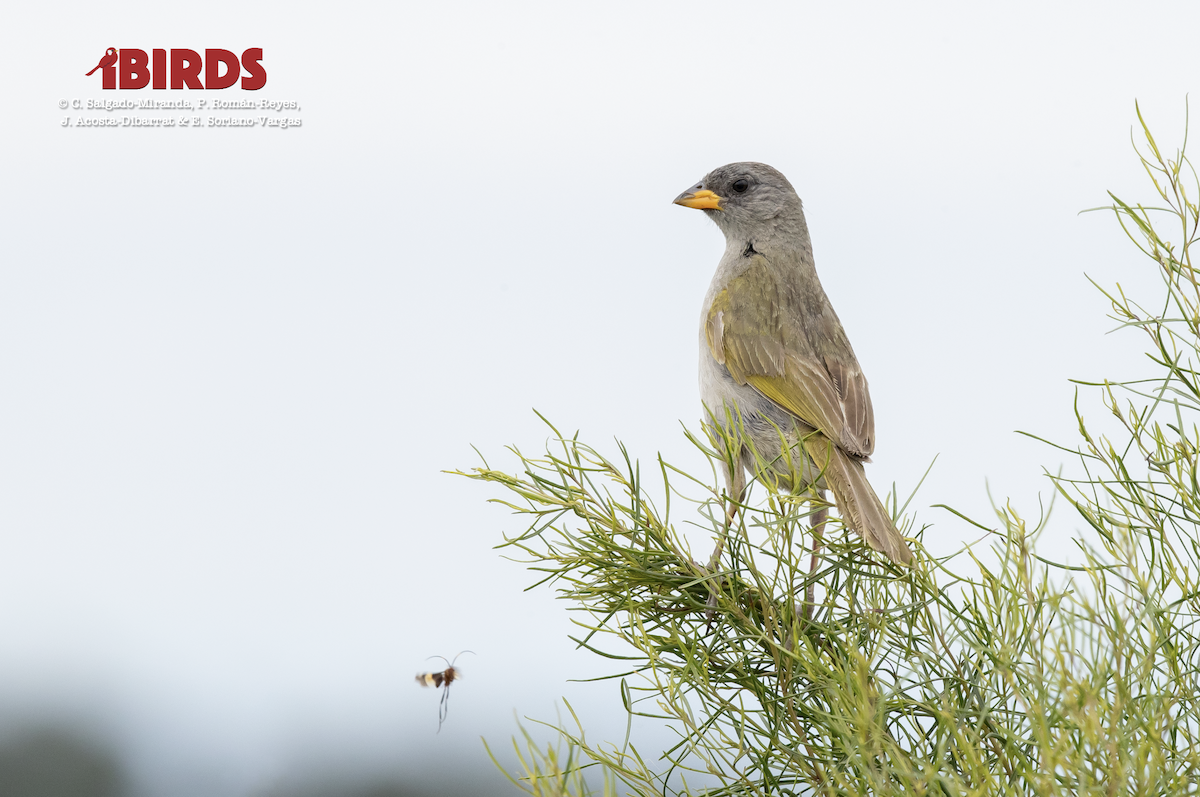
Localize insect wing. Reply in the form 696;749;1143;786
416;670;446;688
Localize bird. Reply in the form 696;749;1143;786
85;48;118;76
673;162;913;567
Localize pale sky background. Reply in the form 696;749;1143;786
1;2;1197;795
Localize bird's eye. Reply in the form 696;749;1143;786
732;179;749;194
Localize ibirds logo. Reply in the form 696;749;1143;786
84;47;266;90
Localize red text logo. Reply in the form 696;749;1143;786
85;48;266;90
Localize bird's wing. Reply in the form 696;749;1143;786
705;258;875;457
816;356;874;457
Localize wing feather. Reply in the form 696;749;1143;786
705;257;875;457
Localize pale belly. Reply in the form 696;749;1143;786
699;349;827;494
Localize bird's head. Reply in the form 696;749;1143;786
673;162;804;242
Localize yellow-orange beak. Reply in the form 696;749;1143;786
673;188;723;211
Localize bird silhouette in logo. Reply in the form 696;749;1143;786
85;48;118;76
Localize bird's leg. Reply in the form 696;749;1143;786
703;463;745;622
803;489;828;621
707;462;746;572
702;494;739;624
706;494;739;571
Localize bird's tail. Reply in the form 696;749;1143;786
86;65;101;76
802;435;913;565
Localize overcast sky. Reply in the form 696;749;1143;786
2;2;1197;795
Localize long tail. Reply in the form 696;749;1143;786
86;65;101;76
802;436;913;565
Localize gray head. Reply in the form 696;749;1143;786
673;162;806;243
